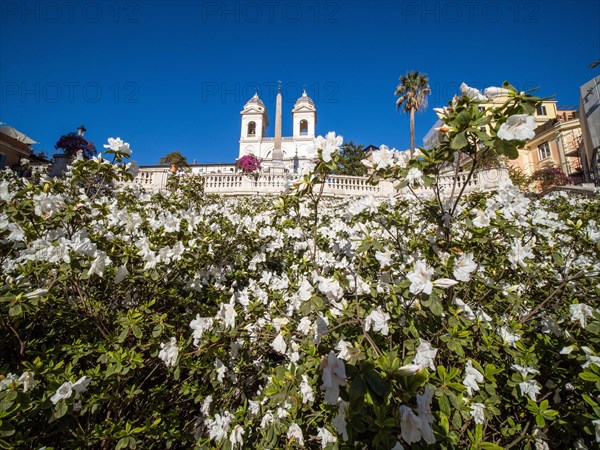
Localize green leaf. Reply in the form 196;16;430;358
495;139;519;159
8;304;22;317
579;371;600;382
364;369;390;398
54;400;68;419
450;132;468;150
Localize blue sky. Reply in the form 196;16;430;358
1;0;599;165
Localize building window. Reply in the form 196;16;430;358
299;120;308;135
536;105;547;116
0;153;6;170
247;121;256;136
538;142;551;160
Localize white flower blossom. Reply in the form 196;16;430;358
463;360;484;396
406;167;423;186
407;260;433;295
399;405;422;444
206;411;234;442
317;427;337;448
497;114;536;141
454;253;477;282
416;387;436;444
314;131;343;163
460;82;487;101
483;86;511;99
364;306;391;336
519;380;541;401
190;315;213;347
300;374;315;403
158;337;178;367
498;327;521;347
570;303;595;328
470;402;485;424
51;381;73;404
271;332;287;354
336;339;353;361
412;339;438;370
287;423;305;446
320;351;346;404
229;424;244;447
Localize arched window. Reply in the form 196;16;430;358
299;120;308;135
247;121;256;136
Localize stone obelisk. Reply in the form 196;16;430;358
271;82;284;173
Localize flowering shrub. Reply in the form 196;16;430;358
54;132;97;159
1;84;600;449
237;154;262;173
529;166;572;192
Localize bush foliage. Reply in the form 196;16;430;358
1;83;599;449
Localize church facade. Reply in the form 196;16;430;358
239;88;317;175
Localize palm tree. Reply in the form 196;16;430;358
395;71;431;158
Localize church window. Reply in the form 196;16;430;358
248;121;256;136
300;120;308;135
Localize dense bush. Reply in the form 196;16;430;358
1;83;599;449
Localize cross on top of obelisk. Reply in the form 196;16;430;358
277;80;282;93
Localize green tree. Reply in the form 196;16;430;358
159;151;190;167
336;141;368;176
395;71;431;158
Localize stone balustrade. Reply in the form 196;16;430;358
121;167;510;198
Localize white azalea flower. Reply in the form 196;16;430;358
314;131;343;163
190;315;213;347
497;114;536;141
217;297;237;329
320;351;346;404
412;339;438;370
332;401;349;441
18;371;35;392
460;82;487;101
405;167;423;186
407;260;433;295
287;423;305;446
298;317;312;335
372;145;396;169
498;327;521;347
433;278;459;289
519;380;541;401
229;424;244;447
206;411;234;442
317;427;337;448
364;306;391;336
300;374;315;403
72;376;91;397
103;137;124;152
454;253;477;282
158;337;179;367
215;358;227;383
398;364;422;376
271;332;287;354
463;360;484;396
399;405;422;444
416;387;436;444
470;402;486;424
51;381;73;404
484;86;511;99
570;303;595;328
511;364;540;378
454;298;476;320
336;339;354;361
375;250;393;268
